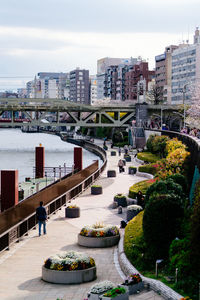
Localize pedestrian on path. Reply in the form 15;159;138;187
36;201;47;236
118;147;121;156
118;159;125;173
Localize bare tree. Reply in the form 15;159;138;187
186;83;200;127
147;85;164;105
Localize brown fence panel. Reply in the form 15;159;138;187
0;160;98;235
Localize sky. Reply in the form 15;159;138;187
0;0;200;91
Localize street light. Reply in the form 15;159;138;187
183;84;187;128
155;259;163;278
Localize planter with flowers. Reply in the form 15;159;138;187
42;250;96;284
121;274;143;295
91;185;103;195
78;222;120;248
99;286;129;300
87;280;116;300
65;204;80;218
114;194;127;207
126;205;143;221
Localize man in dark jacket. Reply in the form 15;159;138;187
36;201;47;236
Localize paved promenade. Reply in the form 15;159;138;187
0;142;164;300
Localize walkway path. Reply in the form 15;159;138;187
0;141;164;300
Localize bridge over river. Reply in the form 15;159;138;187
0;98;182;128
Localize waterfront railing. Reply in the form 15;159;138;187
0;140;107;253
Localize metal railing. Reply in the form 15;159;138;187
0;141;107;253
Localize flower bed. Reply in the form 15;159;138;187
127;205;143;221
99;286;129;299
88;281;116;300
42;251;96;284
121;274;144;295
137;152;160;163
128;180;154;199
78;223;120;248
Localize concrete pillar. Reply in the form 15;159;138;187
35;144;45;178
74;147;82;171
1;170;19;211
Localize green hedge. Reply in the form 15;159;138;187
124;211;145;267
129;180;154;199
138;163;158;175
137;152;160;163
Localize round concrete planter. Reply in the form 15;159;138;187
128;167;137;175
111;151;116;156
42;265;96;284
65;207;80;218
78;234;120;248
114;195;127;207
91;186;103;195
107;170;116;177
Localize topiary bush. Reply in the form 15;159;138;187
167;173;188;194
137;152;160;163
143;193;184;260
146;135;170;157
145;178;183;205
129;180;154;199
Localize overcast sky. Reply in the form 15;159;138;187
0;0;199;90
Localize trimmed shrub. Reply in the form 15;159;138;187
143;193;184;260
146;135;169;157
124;211;146;269
137;152;160;163
165;138;187;155
145;178;183;205
167;173;188;194
129;180;154;199
138;163;158;175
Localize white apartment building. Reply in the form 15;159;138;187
171;28;200;104
97;57;135;100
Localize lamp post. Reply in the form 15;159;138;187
183;85;186;128
155;259;163;278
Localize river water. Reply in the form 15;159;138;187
0;129;100;183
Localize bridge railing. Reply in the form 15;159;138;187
0;141;107;253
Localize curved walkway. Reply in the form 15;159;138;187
0;141;164;300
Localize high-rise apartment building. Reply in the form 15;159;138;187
69;69;90;104
125;62;155;100
171;28;200;104
97;57;136;100
155;45;178;103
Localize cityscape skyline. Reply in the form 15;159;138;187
0;0;199;90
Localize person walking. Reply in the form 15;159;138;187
118;159;125;173
36;201;47;236
118;147;121;156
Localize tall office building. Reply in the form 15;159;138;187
69;69;90;104
171;28;200;104
155;45;178;103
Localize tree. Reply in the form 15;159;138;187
147;85;164;105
